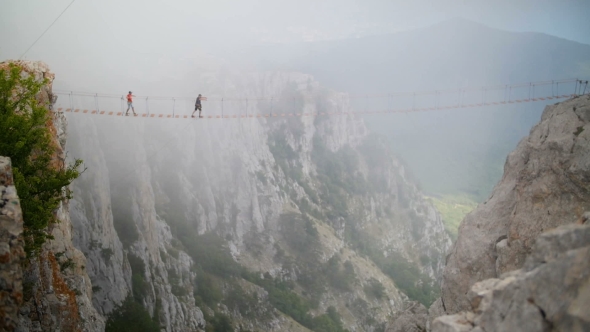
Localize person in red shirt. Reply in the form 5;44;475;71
125;91;137;116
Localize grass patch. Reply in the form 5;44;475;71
429;194;478;240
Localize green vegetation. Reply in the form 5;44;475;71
363;278;385;300
101;248;114;261
326;257;356;292
105;253;160;331
0;63;82;257
105;296;160;332
193;271;223;307
430;194;478;240
380;252;438;305
313;136;370;218
203;311;233;332
127;253;149;303
111;190;139;248
342;220;439;306
277;212;359;307
246;273;349;332
163;207;349;331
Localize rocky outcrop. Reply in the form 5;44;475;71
432;220;590;332
441;95;590;313
0;157;25;331
385;301;428;332
0;61;105;332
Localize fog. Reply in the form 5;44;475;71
2;0;590;200
3;2;590;328
2;0;590;91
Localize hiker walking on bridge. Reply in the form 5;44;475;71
192;94;206;118
125;91;137;116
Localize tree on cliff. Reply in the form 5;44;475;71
0;63;82;257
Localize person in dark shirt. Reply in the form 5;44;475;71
192;94;204;118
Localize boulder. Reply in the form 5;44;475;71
433;222;590;332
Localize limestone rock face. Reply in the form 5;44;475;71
2;60;451;330
427;298;446;331
432;221;590;332
385;301;428;332
63;71;451;330
441;95;590;313
0;60;105;332
0;157;25;331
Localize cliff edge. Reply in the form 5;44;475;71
0;60;104;332
438;92;590;313
0;157;25;331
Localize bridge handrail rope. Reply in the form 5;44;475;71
53;78;580;103
54;92;580;119
53;78;585;119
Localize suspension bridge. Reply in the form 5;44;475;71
52;78;588;119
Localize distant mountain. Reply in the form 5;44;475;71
230;18;590;200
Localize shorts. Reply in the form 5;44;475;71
195;104;202;111
127;101;133;107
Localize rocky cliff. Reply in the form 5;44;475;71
0;61;105;332
1;60;451;331
432;219;590;332
440;95;590;314
62;71;451;330
0;157;25;331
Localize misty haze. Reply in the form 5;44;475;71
1;1;589;332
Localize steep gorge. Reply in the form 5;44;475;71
64;71;451;330
0;61;452;331
384;93;590;331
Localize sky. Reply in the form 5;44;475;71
1;0;589;92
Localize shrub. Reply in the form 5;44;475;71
105;296;160;332
0;63;82;257
194;270;222;307
101;248;114;261
364;278;385;300
127;253;149;303
311;306;348;332
183;233;243;278
203;312;233;332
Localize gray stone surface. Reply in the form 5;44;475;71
0;61;106;332
433;222;590;332
524;222;590;271
385;301;428;332
0;157;25;331
427;298;446;331
431;312;474;332
441;95;590;314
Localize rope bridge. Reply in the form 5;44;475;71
52;78;588;119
